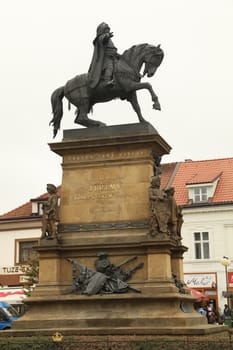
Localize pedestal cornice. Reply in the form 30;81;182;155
49;123;171;157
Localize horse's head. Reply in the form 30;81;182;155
143;44;164;78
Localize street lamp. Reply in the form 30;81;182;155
221;256;231;307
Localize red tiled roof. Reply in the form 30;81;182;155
186;171;222;185
172;158;233;205
0;201;33;219
0;186;61;219
160;162;179;189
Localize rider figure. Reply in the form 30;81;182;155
88;22;119;89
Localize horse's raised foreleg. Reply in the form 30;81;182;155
131;82;161;111
128;92;147;123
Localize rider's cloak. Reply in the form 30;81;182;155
88;34;108;89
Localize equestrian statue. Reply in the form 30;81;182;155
50;22;164;138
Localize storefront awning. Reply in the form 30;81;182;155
189;288;209;301
0;288;26;303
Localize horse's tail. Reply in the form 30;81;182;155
49;86;65;138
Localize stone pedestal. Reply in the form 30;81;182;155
13;123;217;334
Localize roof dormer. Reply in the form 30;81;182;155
186;171;222;204
30;199;47;216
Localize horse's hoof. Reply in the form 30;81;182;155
99;122;106;127
153;102;161;111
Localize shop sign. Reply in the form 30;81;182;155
19;275;29;283
184;273;216;288
223;291;233;298
205;290;216;295
0;265;29;275
228;272;233;287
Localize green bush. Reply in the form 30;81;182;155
0;335;232;350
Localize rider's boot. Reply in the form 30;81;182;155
104;68;114;87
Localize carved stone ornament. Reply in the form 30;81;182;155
66;254;143;295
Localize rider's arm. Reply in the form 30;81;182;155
102;33;112;45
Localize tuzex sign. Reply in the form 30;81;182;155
0;266;29;275
184;273;216;288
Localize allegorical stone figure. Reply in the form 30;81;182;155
165;187;178;235
149;176;169;235
152;154;162;176
176;204;184;241
165;187;184;242
149;177;183;241
88;22;119;88
41;184;59;240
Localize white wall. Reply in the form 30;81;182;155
182;204;233;310
0;228;41;266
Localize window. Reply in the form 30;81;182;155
15;239;38;264
194;187;208;202
31;200;46;216
194;232;210;259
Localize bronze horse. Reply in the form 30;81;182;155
50;43;164;137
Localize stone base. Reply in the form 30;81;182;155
12;292;213;335
19;123;216;338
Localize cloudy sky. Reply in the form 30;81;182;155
0;0;232;214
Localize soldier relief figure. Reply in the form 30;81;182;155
49;22;164;137
41;184;59;240
149;176;183;242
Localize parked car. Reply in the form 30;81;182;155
0;301;19;330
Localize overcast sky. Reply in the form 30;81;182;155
0;0;232;214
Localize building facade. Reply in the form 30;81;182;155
173;158;233;311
